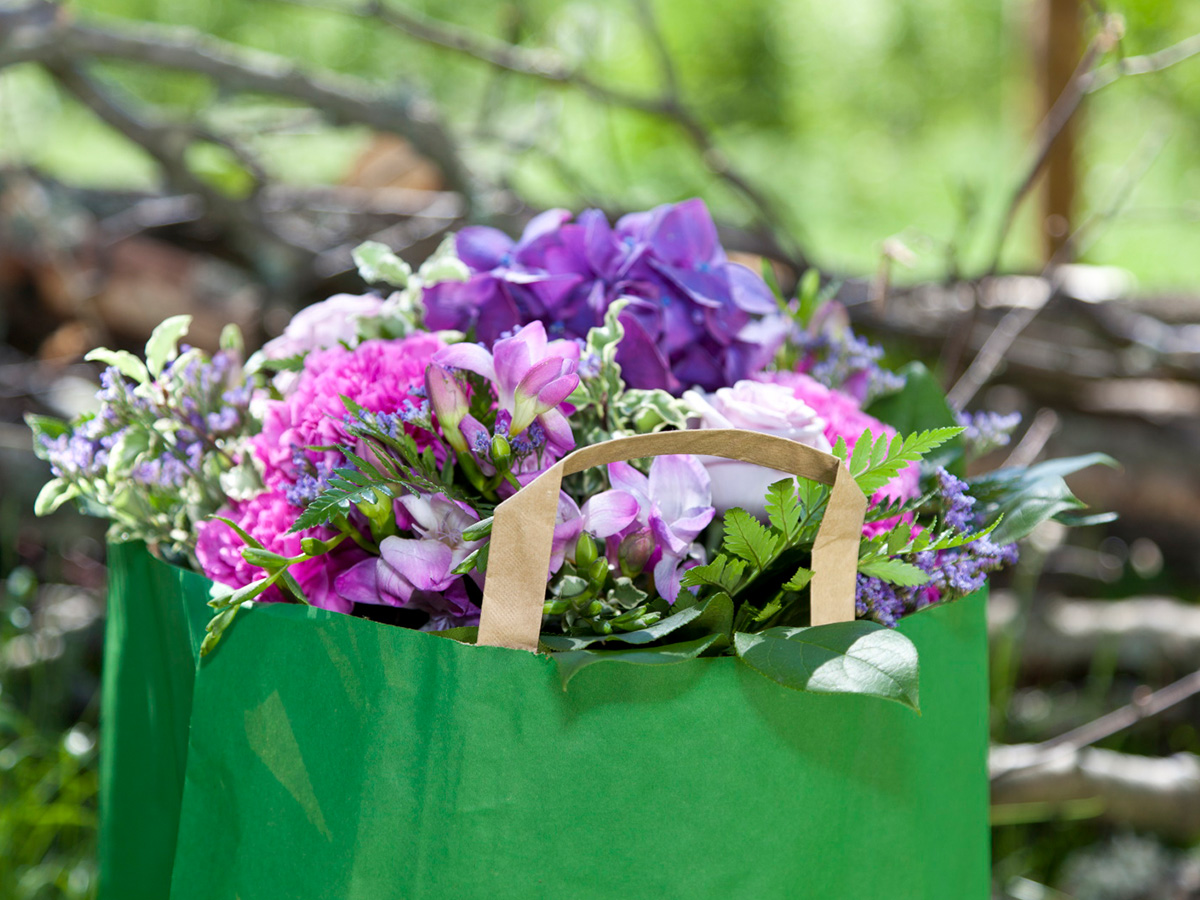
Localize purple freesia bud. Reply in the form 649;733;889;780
424;362;475;454
617;530;655;577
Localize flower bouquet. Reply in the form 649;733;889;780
31;199;1110;899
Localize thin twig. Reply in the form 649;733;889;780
631;0;680;99
949;129;1166;408
46;61;300;266
1041;669;1200;756
1001;408;1059;469
992;669;1200;790
1046;129;1167;267
985;19;1122;277
1084;31;1200;92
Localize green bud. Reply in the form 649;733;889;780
300;537;335;557
241;547;289;569
219;323;244;354
490;434;512;472
461;516;493;542
588;556;608;585
574;532;598;569
583;600;605;618
633;407;665;433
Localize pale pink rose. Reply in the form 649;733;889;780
682;380;832;516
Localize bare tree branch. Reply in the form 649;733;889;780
949;129;1165;408
0;3;473;205
45;61;313;276
990;593;1200;677
265;0;809;271
991;744;1200;840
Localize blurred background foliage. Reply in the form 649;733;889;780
0;0;1196;284
2;0;1200;898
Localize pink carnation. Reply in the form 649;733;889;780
252;335;445;491
756;371;920;536
195;490;368;613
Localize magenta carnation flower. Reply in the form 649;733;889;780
196;490;368;613
252;335;444;494
756;371;920;534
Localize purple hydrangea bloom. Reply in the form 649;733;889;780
422;200;786;394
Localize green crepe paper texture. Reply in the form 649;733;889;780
99;541;212;900
172;577;989;897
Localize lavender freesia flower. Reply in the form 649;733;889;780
430;321;580;464
550;489;642;574
422;199;785;394
335;493;483;629
604;454;715;603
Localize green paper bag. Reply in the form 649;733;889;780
100;430;990;898
98;540;211;900
166;589;988;900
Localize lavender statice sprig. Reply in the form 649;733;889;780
29;316;259;561
855;466;1018;627
956;409;1023;459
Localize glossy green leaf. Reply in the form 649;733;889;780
734;622;920;709
969;453;1117;543
552;635;721;689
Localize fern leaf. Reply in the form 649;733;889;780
764;479;802;542
858;557;931;587
722;509;780;570
289;474;395;533
782;565;813;592
855;427;965;495
680;556;747;593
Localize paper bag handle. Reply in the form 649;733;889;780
476;428;867;651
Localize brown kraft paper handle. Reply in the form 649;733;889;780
476;428;868;651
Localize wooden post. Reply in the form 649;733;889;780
1040;0;1082;262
